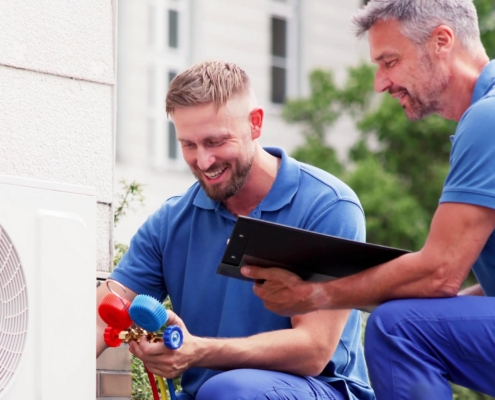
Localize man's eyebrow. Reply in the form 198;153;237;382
373;52;398;63
178;133;231;143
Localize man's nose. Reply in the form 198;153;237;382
374;67;392;93
197;147;215;171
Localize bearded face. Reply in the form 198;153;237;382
193;142;254;202
398;50;449;121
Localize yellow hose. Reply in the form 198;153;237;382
157;375;167;399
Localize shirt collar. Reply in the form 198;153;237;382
193;146;299;212
471;60;495;105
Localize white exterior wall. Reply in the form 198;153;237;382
115;0;370;244
0;0;116;272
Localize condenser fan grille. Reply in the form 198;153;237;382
0;226;28;394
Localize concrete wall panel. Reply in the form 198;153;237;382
0;0;114;84
0;66;114;203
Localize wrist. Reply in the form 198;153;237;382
312;281;332;310
191;336;213;368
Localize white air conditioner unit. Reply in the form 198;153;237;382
0;175;96;399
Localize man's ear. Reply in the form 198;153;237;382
250;107;264;139
430;25;455;59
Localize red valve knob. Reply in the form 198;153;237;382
98;293;133;330
103;325;123;347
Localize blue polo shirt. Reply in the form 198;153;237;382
111;147;374;399
440;60;495;295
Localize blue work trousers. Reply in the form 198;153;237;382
365;296;495;399
177;369;346;400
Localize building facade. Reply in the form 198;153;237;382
115;0;370;245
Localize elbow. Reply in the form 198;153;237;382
298;347;335;377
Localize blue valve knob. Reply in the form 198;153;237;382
129;294;168;332
164;325;183;349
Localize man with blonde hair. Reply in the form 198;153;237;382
242;0;495;398
97;61;374;400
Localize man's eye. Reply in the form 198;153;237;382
385;60;397;68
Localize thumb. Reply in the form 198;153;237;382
241;265;269;280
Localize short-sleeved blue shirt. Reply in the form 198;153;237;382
111;147;374;399
439;60;495;295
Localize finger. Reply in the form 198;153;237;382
240;266;265;279
130;337;167;357
128;340;142;358
252;280;266;298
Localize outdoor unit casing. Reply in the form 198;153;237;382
0;175;96;399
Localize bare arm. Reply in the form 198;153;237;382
129;308;351;378
96;279;137;358
242;202;495;314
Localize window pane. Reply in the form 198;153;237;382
168;121;178;159
271;66;286;104
166;70;177;101
271;17;287;58
168;10;179;49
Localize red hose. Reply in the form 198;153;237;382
144;366;160;400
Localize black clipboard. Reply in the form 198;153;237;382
217;216;409;282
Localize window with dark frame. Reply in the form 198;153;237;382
270;16;287;104
167;71;178;160
167;122;178;159
168;9;179;49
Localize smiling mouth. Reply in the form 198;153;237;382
203;166;227;180
390;90;409;106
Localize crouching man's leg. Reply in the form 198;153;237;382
196;369;345;400
365;297;495;400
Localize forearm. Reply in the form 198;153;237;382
193;328;329;376
319;251;455;310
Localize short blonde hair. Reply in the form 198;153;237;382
166;60;251;116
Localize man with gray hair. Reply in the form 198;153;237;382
242;0;495;398
97;60;374;400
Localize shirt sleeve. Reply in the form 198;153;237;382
305;198;366;243
440;96;495;210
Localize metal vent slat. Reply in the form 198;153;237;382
0;226;28;394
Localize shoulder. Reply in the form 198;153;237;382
142;182;202;231
157;181;201;213
458;92;495;138
291;160;365;241
297;161;362;207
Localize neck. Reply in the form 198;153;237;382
438;53;489;122
224;146;280;217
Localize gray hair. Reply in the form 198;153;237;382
352;0;482;54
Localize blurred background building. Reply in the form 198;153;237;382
115;0;369;243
